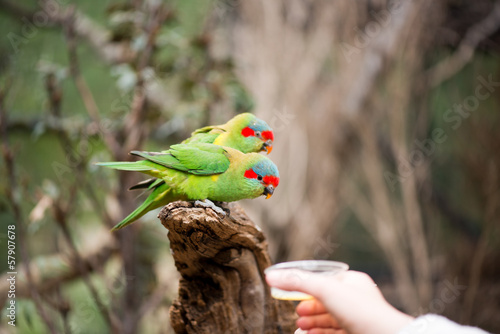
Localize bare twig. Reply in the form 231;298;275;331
427;1;500;87
0;0;37;19
461;145;500;322
123;4;169;153
44;73;115;227
40;292;71;334
52;201;122;333
47;72;115;228
6;115;101;137
62;8;122;158
52;261;72;334
0;233;118;304
134;284;170;324
342;0;419;117
354;118;419;311
0;0;135;63
0;83;58;334
44;73;121;333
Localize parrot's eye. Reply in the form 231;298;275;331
257;175;263;181
255;131;262;139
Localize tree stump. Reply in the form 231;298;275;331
159;201;297;334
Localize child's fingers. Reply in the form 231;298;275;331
297;314;341;330
296;299;328;316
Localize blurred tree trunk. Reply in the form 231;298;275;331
159;201;297;334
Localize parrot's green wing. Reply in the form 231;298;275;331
95;160;158;171
180;125;225;145
183;132;219;144
192;125;225;135
131;143;230;176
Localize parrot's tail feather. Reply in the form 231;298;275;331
148;179;165;190
129;178;156;190
96;161;154;171
129;178;165;191
111;183;171;231
130;151;181;170
131;150;168;157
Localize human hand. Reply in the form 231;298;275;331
265;270;413;334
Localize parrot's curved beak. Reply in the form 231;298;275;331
262;140;273;154
263;185;274;199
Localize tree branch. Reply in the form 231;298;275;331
0;232;118;305
1;1;178;115
343;0;419;116
159;201;297;333
427;1;500;87
0;85;58;334
0;0;37;19
52;200;122;333
62;9;123;159
123;3;169;153
44;70;123;332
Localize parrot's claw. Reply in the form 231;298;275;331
194;199;226;216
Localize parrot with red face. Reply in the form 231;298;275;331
129;112;275;191
182;112;274;154
97;143;279;230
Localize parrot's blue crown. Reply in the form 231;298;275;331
252;158;279;177
250;119;272;132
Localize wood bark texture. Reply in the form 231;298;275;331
159;201;297;334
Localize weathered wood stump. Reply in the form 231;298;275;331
159;201;297;334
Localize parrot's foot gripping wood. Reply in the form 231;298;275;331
159;201;297;334
193;199;227;216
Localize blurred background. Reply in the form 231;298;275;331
1;0;499;333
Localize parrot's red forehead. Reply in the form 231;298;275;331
263;175;279;187
261;130;274;141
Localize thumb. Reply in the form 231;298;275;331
265;269;340;298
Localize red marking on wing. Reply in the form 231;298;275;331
263;175;279;187
244;169;258;179
241;127;255;137
261;130;274;141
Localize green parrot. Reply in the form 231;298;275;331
97;143;280;231
129;112;274;191
181;112;274;154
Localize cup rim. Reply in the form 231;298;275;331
264;260;349;273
